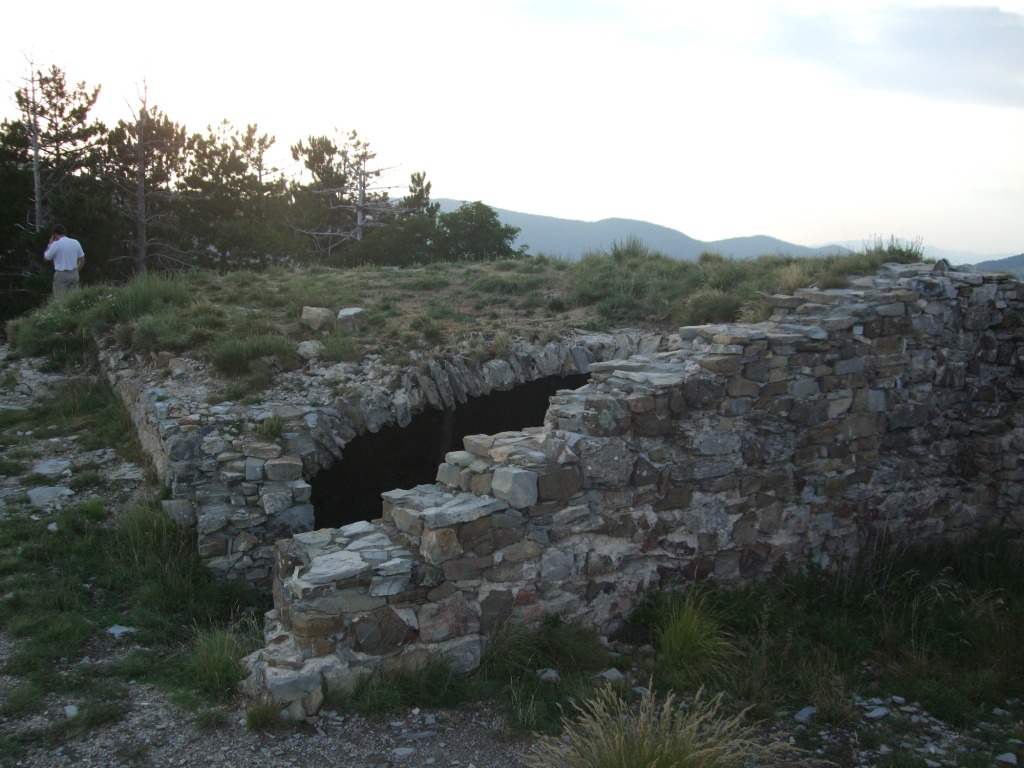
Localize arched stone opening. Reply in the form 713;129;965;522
310;373;591;528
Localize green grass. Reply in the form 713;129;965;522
622;531;1024;729
0;372;266;751
185;621;262;700
6;238;925;369
244;700;287;731
0;379;139;459
256;415;285;439
208;333;301;377
655;591;737;689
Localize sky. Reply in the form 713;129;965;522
2;1;1022;259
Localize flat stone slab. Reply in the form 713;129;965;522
301;550;371;584
419;494;509;528
27;486;74;506
32;458;71;476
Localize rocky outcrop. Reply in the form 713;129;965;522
238;262;1023;716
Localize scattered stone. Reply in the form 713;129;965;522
536;668;560;684
794;706;817;723
107;625;137;639
28;486;73;507
32;458;72;476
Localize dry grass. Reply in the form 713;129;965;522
525;684;808;768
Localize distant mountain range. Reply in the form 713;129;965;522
971;253;1024;277
436;199;1021;269
436;199;851;261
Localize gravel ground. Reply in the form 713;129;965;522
1;673;534;768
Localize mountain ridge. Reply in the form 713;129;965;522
972;253;1024;276
437;199;1018;266
435;199;851;261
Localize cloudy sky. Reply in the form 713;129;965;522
2;1;1022;258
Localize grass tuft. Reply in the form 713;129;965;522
656;591;737;689
525;684;787;768
184;621;261;700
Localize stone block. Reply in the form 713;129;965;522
469;472;493;496
789;378;820;399
699;356;740;375
291;610;345;638
421;528;464;565
297;341;324;360
417;594;480;643
335;307;368;333
301;550;372;584
695;432;741;456
435;462;462;488
479;590;514;633
445;450;476;467
498;539;542;563
265;455;303;481
579;437;634;488
245;441;283;459
300;306;335;332
266;666;323;704
537;466;582;502
442;554;493;581
540;548;574;582
161;499;196;526
370;573;412;597
419;494;508;529
582;395;631;436
491;467;539;508
633;412;673;436
437;635;483;672
244;457;265;481
391;506;424;536
351;607;415;655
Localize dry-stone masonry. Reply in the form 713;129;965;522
99;324;652;587
233;262;1023;717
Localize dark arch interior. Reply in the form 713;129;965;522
311;373;590;528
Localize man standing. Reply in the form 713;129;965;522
43;224;85;296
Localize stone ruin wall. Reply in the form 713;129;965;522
99;262;1024;717
238;262;1023;716
100;320;655;587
